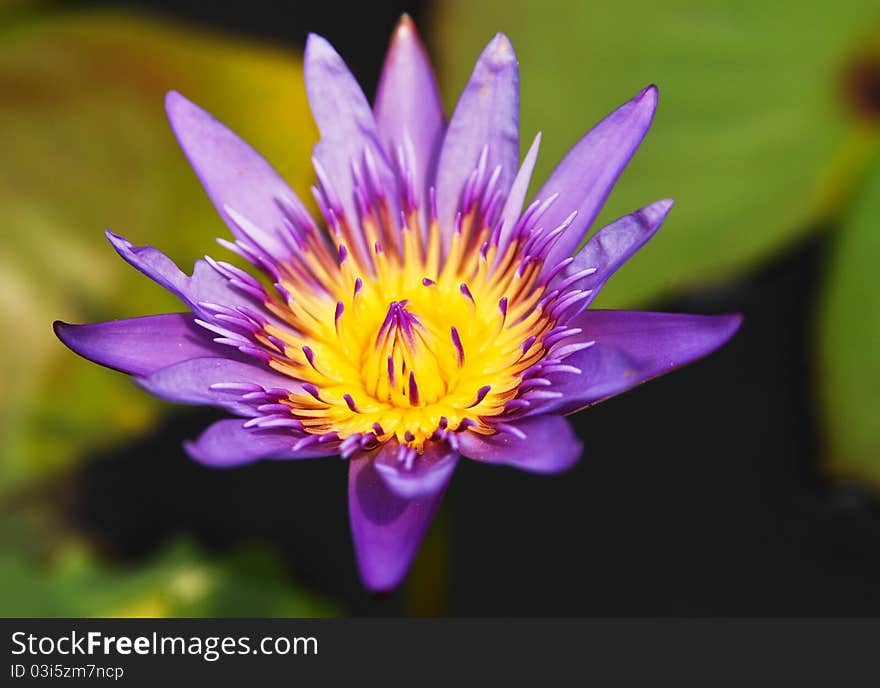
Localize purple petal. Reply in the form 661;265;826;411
536;86;658;277
106;230;187;298
165;91;303;261
498;132;541;250
136;357;300;415
374;15;445;203
185;419;336;468
435;33;519;244
186;259;264;311
106;232;266;316
458;415;582;474
537;310;743;416
54;313;226;377
554;199;674;299
304;34;398;230
373;440;459;499
529;341;646;417
349;450;450;592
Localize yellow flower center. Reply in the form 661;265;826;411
254;201;555;450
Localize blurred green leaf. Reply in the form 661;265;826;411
0;540;338;617
818;155;880;488
0;11;317;494
432;0;878;306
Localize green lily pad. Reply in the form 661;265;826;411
0;540;338;617
818;154;880;488
0;11;317;494
432;0;877;306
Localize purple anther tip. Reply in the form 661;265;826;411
451;326;465;365
408;371;420;405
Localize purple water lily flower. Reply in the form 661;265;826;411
55;17;741;592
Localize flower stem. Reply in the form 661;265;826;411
405;505;449;617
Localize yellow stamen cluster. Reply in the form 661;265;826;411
258;207;554;449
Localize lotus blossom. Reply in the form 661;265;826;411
55;16;741;591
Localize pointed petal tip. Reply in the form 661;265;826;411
640;84;659;101
53;320;91;355
304;33;338;71
523;131;542;155
636;85;658;120
304;32;336;60
710;311;744;337
104;230;145;263
355;538;410;592
628;84;658;119
183;438;227;468
696;311;745;355
386;12;430;62
484;31;516;67
361;571;404;594
164;89;184;112
182;440;202;463
183;437;242;470
53;320;91;362
690;311;746;348
354;547;411;594
491;31;512;47
394;13;416;35
388;13;430;58
52;319;71;343
104;229;131;253
723;312;745;337
164;90;209;128
642;197;675;224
